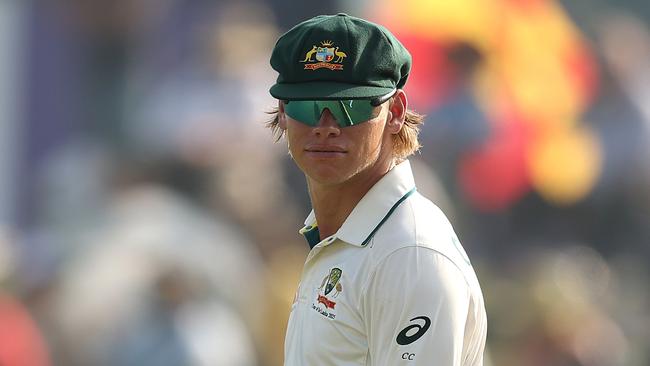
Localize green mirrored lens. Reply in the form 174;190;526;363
284;100;377;127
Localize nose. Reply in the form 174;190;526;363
313;108;341;138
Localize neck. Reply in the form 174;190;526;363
307;160;395;240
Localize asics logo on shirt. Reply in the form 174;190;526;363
396;316;431;345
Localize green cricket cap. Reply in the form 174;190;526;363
269;13;412;101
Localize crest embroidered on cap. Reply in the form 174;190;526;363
300;41;346;71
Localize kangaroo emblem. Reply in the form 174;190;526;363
300;45;317;62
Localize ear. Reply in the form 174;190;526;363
386;89;407;135
278;100;288;130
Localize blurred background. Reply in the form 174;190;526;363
0;0;648;365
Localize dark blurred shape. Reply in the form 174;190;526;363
265;0;337;30
446;42;483;78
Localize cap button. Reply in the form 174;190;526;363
337;13;348;16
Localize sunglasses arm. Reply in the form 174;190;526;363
370;89;397;106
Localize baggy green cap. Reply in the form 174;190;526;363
269;13;412;101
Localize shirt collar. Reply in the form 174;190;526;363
299;160;417;247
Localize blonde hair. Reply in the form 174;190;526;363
265;101;424;161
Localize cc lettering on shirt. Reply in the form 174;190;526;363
401;352;416;360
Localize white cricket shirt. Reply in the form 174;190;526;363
284;160;487;365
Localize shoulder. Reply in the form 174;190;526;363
368;191;471;270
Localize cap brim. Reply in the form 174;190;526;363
270;81;395;101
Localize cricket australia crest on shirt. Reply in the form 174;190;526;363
300;41;346;71
312;267;343;319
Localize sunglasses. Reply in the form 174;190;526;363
283;90;396;127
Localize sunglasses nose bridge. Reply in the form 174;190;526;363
318;107;336;124
312;107;342;137
316;107;339;127
320;101;356;128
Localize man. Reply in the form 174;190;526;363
267;13;487;365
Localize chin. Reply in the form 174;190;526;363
307;170;348;185
304;165;354;186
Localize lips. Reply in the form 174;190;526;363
304;145;347;159
305;145;347;153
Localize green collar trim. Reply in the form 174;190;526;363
300;187;417;249
301;225;321;249
361;187;416;246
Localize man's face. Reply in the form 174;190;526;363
279;100;397;188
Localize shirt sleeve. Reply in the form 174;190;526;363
360;246;472;365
